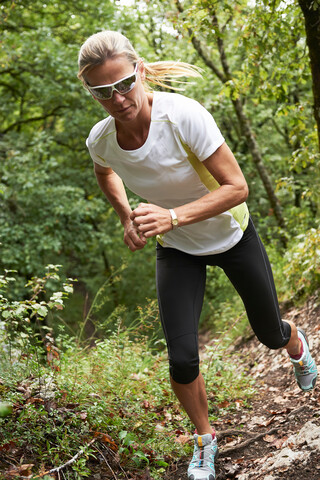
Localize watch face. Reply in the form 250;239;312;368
172;219;179;227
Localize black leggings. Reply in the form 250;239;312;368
156;218;291;384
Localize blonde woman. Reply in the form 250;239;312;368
78;30;317;480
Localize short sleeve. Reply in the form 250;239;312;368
85;118;111;168
177;97;225;161
86;137;110;168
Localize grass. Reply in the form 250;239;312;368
0;324;256;479
0;268;256;479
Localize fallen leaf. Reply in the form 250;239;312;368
224;461;241;476
155;424;165;432
26;397;45;405
272;436;288;449
164;410;172;421
273;395;288;404
93;431;118;451
6;464;34;477
0;440;17;452
88;392;101;399
130;373;142;380
175;434;191;445
258;416;276;427
267;408;291;415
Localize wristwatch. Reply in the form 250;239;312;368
169;209;179;229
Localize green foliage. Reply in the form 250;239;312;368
0;0;159;328
283;227;320;300
1;0;319;331
0;270;255;478
0;0;319;476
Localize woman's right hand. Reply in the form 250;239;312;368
123;219;147;251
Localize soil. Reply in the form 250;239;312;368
162;292;320;480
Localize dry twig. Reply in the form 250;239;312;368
37;438;97;477
94;444;117;480
220;427;279;455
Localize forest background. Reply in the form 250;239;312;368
0;0;320;479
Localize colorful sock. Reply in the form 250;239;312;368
289;339;304;360
194;429;216;439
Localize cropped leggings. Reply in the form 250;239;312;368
156;218;291;384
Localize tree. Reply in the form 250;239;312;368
0;0;157;323
157;0;318;239
171;0;290;243
1;0;319;332
298;0;320;150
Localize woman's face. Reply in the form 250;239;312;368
85;56;147;123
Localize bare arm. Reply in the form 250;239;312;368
131;142;249;237
175;142;249;225
94;163;147;251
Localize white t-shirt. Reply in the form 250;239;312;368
86;92;249;255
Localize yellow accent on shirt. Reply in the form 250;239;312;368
180;140;249;232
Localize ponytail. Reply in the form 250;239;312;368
78;30;202;91
143;61;202;91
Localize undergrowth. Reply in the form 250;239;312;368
0;267;255;479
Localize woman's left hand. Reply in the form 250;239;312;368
130;203;172;238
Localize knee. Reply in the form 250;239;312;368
170;358;199;384
168;337;199;384
255;331;289;350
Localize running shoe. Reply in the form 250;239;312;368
290;328;318;392
188;433;218;480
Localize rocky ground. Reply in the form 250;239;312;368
164;293;320;480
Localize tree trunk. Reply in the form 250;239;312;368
298;0;320;151
231;97;287;236
175;1;287;246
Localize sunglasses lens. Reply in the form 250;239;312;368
115;74;136;94
89;86;112;100
87;66;138;100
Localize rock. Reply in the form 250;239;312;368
284;421;320;451
263;447;307;472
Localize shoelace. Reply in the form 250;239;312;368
295;356;314;374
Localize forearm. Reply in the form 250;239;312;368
94;166;146;251
131;142;249;238
174;183;248;227
95;169;132;226
174;143;249;227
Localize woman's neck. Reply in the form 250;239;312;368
116;92;153;151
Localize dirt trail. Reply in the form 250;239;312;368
164;293;320;480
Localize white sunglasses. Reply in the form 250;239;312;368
87;64;139;100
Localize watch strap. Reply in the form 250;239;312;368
169;209;179;229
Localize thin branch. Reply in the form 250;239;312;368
55;138;88;152
94;444;117;480
209;9;233;81
174;0;226;83
217;428;249;441
220;427;279;456
1;106;67;134
46;438;96;475
102;443;130;480
0;81;21;96
190;35;227;83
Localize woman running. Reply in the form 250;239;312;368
78;30;317;480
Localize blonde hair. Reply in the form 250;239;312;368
78;30;201;90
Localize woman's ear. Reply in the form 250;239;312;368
138;59;146;81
